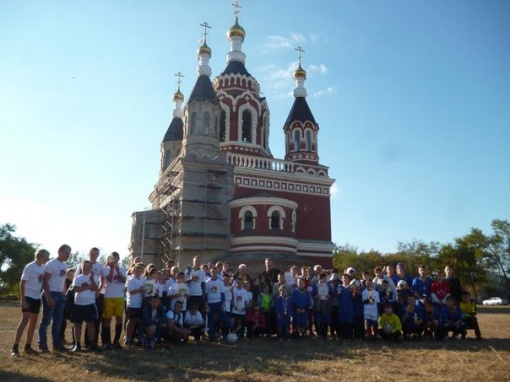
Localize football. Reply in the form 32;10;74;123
397;280;407;288
383;323;393;335
225;332;238;343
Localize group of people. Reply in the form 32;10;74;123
11;248;483;356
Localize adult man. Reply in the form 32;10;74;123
444;265;462;302
76;247;104;348
11;249;50;356
101;251;127;350
258;258;281;291
38;244;71;352
184;256;206;314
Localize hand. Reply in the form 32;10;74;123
47;296;55;308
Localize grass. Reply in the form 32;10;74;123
0;303;509;381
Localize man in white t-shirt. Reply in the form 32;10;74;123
70;260;101;352
11;249;50;356
38;244;71;353
101;251;127;350
125;264;145;345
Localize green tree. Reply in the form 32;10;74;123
0;224;37;295
393;239;441;276
333;244;384;274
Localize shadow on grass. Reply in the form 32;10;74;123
64;335;510;381
0;370;53;382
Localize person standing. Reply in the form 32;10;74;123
38;244;71;352
444;265;462;303
184;256;206;315
11;249;50;356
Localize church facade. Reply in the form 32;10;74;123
129;14;335;272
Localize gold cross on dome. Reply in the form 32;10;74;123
232;0;242;16
175;72;184;87
200;22;211;43
295;46;305;65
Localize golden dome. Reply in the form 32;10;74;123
294;64;307;79
173;87;184;101
228;17;245;40
198;40;211;56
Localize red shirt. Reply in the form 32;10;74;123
431;279;450;301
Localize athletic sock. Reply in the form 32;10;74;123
114;324;122;343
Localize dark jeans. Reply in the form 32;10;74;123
39;291;66;347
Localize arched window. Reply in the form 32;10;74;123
244;211;254;229
220;110;226;142
242;110;252;143
294;130;301;151
203;112;210;135
190;112;197;135
306;130;312;151
270;211;280;229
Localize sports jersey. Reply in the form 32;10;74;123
45;258;68;292
412;276;432;299
21;261;46;299
102;266;127;298
232;287;249;315
169;282;189;311
72;274;96;306
184;267;205;296
166;310;184;325
205;277;224;303
431;279;451;303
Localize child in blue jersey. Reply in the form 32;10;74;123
423;299;444;341
338;274;354;339
141;295;167;350
328;273;342;338
442;295;467;339
401;295;424;339
292;278;313;338
351;280;364;340
412;265;432;306
275;285;292;341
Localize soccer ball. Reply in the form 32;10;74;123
383;323;393;335
397;280;407;289
225;333;238;343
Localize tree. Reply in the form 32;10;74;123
0;224;37;295
332;244;384;274
393;239;441;276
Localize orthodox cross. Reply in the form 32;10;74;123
295;46;305;66
175;72;184;88
232;0;242;16
200;22;211;43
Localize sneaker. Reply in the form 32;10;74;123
24;345;39;355
113;341;123;350
53;344;68;352
11;347;20;357
39;344;50;353
71;344;81;352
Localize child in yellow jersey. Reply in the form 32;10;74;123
378;303;402;342
460;290;482;340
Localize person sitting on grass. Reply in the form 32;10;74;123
11;248;50;357
442;295;467;340
166;300;191;343
70;260;101;352
401;295;424;340
459;290;482;340
423;299;444;341
141;294;167;350
378;303;402;342
184;302;206;342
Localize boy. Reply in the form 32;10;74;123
205;267;232;340
430;270;450;308
338;274;354;339
166;300;191;343
312;273;331;340
423;299;444;341
275;285;293;341
442;295;467;339
184;302;206;342
259;284;273;337
292;277;313;338
459;290;482;340
168;272;190;313
412;265;432;306
378;303;402;342
401;295;424;339
141;294;167;349
11;249;50;356
231;280;250;338
125;264;145;345
70;260;101;352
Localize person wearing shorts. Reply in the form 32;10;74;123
11;249;50;356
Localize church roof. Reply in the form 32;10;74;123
163;117;183;142
285;96;316;125
189;75;219;103
221;60;251;76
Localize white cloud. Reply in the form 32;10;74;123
330;183;339;197
308;64;328;74
291;33;306;43
313;87;336;98
259;33;308;54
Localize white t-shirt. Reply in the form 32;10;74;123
45;258;68;293
223;285;233;312
184;267;205;296
184;310;204;326
205;278;224;303
169;282;189;311
21;261;46;299
126;275;145;308
232;287;249;315
76;261;104;285
72;274;96;306
101;266;127;298
166;310;184;326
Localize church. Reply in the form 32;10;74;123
129;9;335;273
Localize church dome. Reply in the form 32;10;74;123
294;64;306;79
173;87;184;102
228;17;245;41
198;40;212;56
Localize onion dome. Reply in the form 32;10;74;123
228;17;245;41
294;64;307;80
173;87;184;102
198;40;212;57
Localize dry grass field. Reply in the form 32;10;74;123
0;303;509;382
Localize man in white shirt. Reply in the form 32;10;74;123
11;249;50;356
38;244;71;353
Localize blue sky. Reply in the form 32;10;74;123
1;1;509;258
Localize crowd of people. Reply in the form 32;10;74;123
11;246;482;356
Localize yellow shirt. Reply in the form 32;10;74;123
460;300;477;316
379;313;402;333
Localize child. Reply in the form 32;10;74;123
11;249;50;356
184;302;206;342
442;295;467;339
430;270;451;308
61;268;75;346
70;260;101;352
168;272;190;313
125;264;145;345
292;277;313;338
328;273;341;338
362;279;380;340
245;301;266;338
338;274;354;339
423;299;444;341
459;290;482;340
258;284;272;336
205;267;232;340
312;273;331;340
166;300;190;343
223;273;233;313
275;285;292;341
412;265;432;306
141;294;167;350
378;303;402;342
401;295;424;340
231;280;250;338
